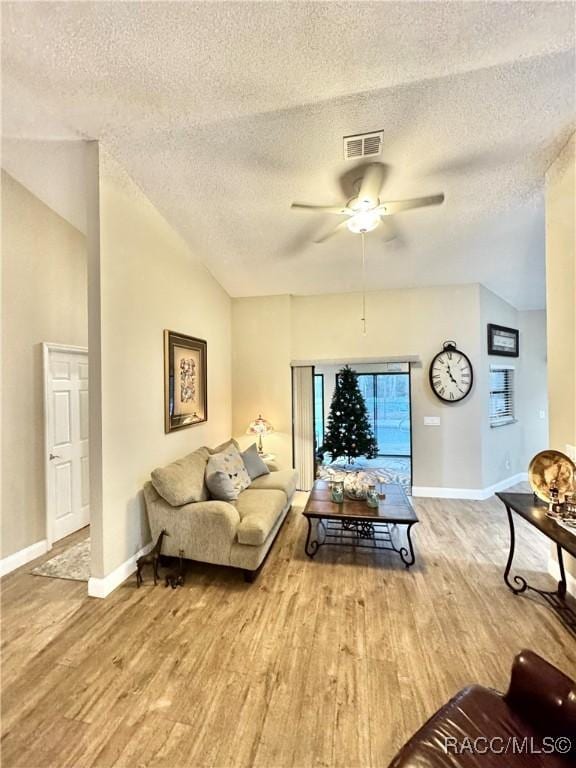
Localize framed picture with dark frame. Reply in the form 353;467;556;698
487;323;519;357
164;330;207;433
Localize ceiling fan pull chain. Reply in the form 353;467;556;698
361;232;367;335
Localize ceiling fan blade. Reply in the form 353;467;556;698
380;217;400;243
377;194;445;215
356;163;385;207
314;220;350;244
291;203;350;215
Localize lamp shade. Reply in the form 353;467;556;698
246;414;274;436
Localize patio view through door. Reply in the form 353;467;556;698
356;372;411;459
315;366;412;490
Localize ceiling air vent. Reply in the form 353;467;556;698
343;130;384;160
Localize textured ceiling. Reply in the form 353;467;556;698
2;1;575;309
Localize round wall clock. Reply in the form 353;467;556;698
429;341;473;403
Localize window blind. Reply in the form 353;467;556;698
489;365;515;427
292;366;315;491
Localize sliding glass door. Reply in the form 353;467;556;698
313;373;324;451
355;373;411;457
377;374;411;456
313;365;412;491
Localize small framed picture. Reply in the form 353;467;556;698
487;324;519;357
164;330;207;433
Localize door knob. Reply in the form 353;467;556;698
49;453;61;461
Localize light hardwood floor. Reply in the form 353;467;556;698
2;491;575;768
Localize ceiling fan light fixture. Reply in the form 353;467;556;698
346;211;380;234
290;162;444;242
349;195;377;212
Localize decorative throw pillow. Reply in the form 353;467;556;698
151;447;210;507
208;438;240;455
205;470;237;502
205;445;251;500
242;443;270;480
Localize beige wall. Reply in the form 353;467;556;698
518;310;549;463
91;149;232;577
1;171;87;558
545;133;575;589
292;287;485;490
479;287;548;487
231;295;292;469
480;292;548;487
232;285;547;493
233;286;485;490
546;134;575;454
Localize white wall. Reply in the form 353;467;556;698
90;149;232;578
1;171;87;558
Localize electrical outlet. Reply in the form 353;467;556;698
538;410;546;420
424;416;441;426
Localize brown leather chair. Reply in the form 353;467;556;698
388;650;576;767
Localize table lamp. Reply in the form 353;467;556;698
246;414;274;455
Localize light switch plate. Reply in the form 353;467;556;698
424;416;441;426
566;444;576;462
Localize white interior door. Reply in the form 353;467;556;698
44;345;89;544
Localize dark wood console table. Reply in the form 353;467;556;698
496;492;576;635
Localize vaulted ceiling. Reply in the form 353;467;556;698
2;1;575;309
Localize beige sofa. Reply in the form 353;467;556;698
143;445;297;581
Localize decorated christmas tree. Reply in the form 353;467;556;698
321;366;378;464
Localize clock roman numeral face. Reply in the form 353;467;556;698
430;349;473;402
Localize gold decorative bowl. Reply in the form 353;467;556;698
528;450;575;503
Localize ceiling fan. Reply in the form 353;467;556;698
291;163;445;243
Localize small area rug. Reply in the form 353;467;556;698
318;457;411;490
32;538;90;582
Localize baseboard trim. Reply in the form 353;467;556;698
0;539;49;577
548;555;576;598
412;473;528;501
412;486;487;500
88;541;153;599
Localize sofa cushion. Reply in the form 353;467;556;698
151;447;210;507
143;482;241;565
249;469;297;501
241;443;270;480
208;438;240;455
205;469;239;502
236;489;287;546
206;444;251;500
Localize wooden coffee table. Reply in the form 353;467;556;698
303;480;418;568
